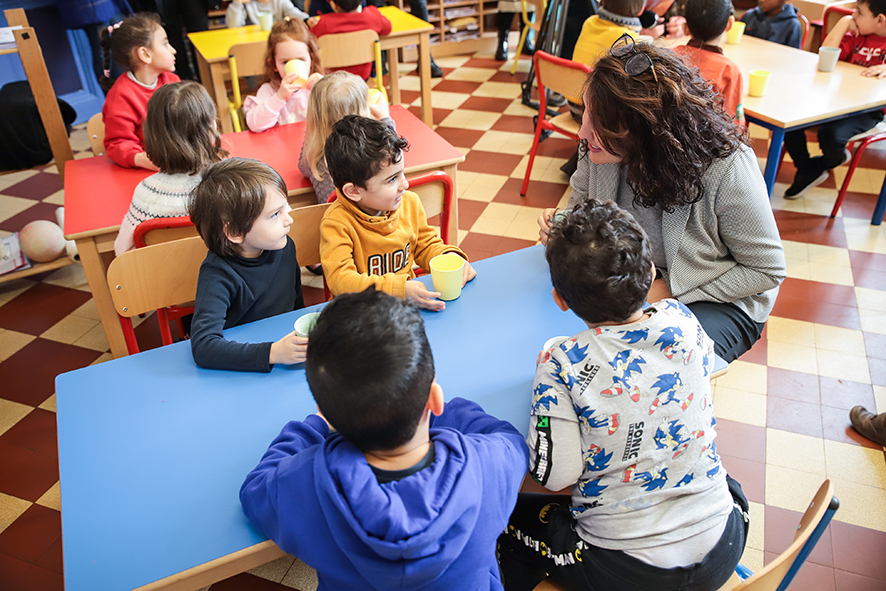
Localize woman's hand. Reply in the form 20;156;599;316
537;208;556;245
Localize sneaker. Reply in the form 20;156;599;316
430;62;443;78
784;170;828;200
546;90;567;107
840;148;852;167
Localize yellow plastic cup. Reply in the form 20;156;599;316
726;20;746;44
258;12;273;31
294;312;320;337
284;59;308;79
368;88;383;104
430;253;465;301
748;69;770;98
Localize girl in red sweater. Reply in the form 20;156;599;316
100;13;180;169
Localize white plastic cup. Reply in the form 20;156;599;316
258;12;273;31
294;312;320;337
818;47;841;72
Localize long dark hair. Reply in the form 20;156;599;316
99;12;162;92
585;42;748;212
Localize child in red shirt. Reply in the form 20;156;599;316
783;0;886;199
308;0;391;81
100;13;180;170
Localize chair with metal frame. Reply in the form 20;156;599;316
520;51;590;196
510;0;545;75
228;41;268;133
316;29;388;101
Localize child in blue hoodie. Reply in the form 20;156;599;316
739;0;802;48
240;287;529;590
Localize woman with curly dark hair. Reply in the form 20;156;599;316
538;38;786;362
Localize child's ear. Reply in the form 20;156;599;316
551;288;570;312
725;14;734;32
136;45;152;65
342;182;362;201
224;224;244;245
427;381;444;417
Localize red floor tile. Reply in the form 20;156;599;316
834;569;886;591
458;199;487;230
460;96;514;113
433;126;485;149
0;449;57;503
819;377;875;411
0;408;57;457
533;137;578;160
840;191;882;222
208;571;300;591
0;440;32;476
33;535;63;574
831;520;886;581
398;89;420;105
0;338;103;407
719;455;764;503
714;419;767;463
773;210;847;248
8;564;64;591
771;293;818;324
0;504;60;563
492;236;536;256
302;285;327;308
821;404;883;449
0;283;92;336
767;397;824;438
807;281;858;308
493;178;565;209
428;79;481;94
488;69;525;83
406;106;451;126
490;114;537;134
0;172;62;201
764;504;834;567
458;150;523;176
761;553;836;591
849;250;886;272
852;266;886;291
0;552;29;589
778;277;813;301
738;328;768;365
462;57;508;69
811;301;861;331
767;367;821;404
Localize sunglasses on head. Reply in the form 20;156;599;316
610;34;658;82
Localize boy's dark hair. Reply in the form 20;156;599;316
144;81;228;174
333;0;362;12
683;0;732;41
306;287;435;452
189;158;288;258
858;0;886;17
602;0;645;17
99;12;162;92
546;199;653;325
325;115;410;192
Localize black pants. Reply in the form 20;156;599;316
497;476;749;591
162;0;209;81
784;110;884;176
406;0;438;67
686;301;765;363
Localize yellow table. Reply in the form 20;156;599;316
187;6;434;133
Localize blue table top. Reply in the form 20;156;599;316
56;245;591;591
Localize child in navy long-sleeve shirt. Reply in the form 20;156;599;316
189;158;306;372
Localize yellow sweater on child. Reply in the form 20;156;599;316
572;16;637;67
320;190;467;298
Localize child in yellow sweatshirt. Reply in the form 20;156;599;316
320;115;476;311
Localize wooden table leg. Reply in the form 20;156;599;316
210;62;235;134
387;43;402;106
417;31;432;127
443;164;459;245
196;52;212;97
76;237;129;358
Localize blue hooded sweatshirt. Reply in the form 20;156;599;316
740;4;802;49
240;397;529;590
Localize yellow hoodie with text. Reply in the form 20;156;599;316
320;190;467;298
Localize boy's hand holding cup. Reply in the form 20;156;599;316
270;330;309;365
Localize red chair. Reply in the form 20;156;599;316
521;51;591;196
798;13;810;49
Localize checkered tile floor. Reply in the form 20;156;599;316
2;44;886;591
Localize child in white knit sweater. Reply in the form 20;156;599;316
114;81;228;255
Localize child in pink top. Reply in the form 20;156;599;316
244;17;324;132
100;13;180;169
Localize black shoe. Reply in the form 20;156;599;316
850;406;886;447
546;90;567;108
519;20;535;54
495;11;512;61
430;62;443;78
784;170;828;200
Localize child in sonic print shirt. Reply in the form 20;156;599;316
497;199;749;591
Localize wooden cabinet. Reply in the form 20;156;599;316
391;0;498;56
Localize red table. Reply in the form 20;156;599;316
65;105;464;358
